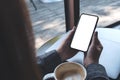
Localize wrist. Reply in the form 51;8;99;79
84;58;98;67
56;50;66;61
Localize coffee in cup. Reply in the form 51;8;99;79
43;62;87;80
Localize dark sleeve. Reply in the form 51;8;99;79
37;50;63;75
86;64;110;80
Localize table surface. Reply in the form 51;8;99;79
37;28;120;56
37;28;120;79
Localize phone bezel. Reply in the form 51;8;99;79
71;13;99;52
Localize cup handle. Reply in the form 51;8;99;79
43;73;55;80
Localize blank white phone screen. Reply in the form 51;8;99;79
71;14;98;51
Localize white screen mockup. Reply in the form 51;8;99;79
71;14;98;52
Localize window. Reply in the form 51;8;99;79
26;0;65;49
80;0;120;27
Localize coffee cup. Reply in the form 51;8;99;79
43;62;87;80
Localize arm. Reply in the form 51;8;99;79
86;64;109;80
37;50;63;75
37;27;78;76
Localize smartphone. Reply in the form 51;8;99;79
71;13;99;52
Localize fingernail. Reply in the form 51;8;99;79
96;31;98;36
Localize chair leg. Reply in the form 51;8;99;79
30;0;37;10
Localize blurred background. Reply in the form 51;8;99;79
25;0;120;49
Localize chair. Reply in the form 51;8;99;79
30;0;37;10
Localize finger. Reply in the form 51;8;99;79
94;32;103;50
95;31;98;38
93;31;98;40
90;32;96;45
65;27;76;41
94;32;101;44
91;31;98;43
84;52;87;58
97;39;103;50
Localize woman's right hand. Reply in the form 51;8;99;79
84;32;103;67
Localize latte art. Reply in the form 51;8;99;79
62;71;82;80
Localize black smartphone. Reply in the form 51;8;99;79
71;13;99;52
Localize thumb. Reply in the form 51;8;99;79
65;27;76;41
93;31;98;42
91;31;98;45
94;31;98;39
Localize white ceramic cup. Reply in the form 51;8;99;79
43;62;87;80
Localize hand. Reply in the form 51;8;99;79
57;27;79;61
84;32;103;67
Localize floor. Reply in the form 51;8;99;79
25;0;66;49
25;0;120;49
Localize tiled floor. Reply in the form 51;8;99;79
25;0;120;49
25;0;65;49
